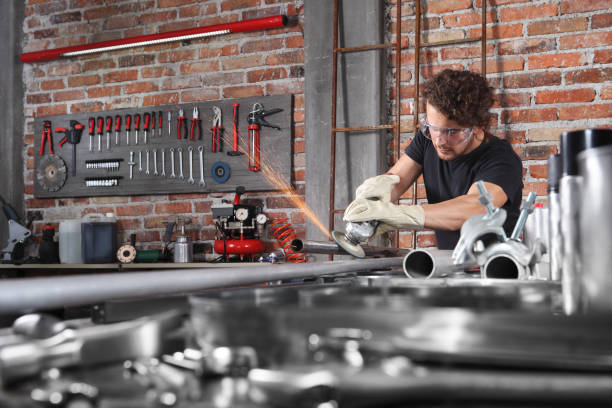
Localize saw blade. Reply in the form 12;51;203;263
332;230;365;258
36;155;67;192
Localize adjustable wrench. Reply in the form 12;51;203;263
187;146;195;184
198;146;206;188
169;148;176;179
178;147;184;180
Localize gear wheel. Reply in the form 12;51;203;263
36;155;67;192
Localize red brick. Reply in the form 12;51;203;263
118;54;155;67
158;0;196;7
142;66;175;78
426;0;472;13
495;92;531;108
181;88;219;102
155;202;192;214
48;63;81;77
501;108;557;124
293;110;304;123
179;5;200;18
265;81;304;95
529;53;587;69
158;20;198;33
83;6;119;21
523;182;548;196
140;10;177;25
87;85;121;98
529;164;548;179
559;104;612;120
247;67;287;82
67;75;100;87
194;201;213;213
265;51;304;65
143;93;179;106
527;17;588;35
222;55;263;71
26;198;56;208
294;140;304;154
286;35;304;48
50;11;82;24
561;32;612;50
53;89;86;102
41;79;65;91
37;1;67;15
161;77;201;91
499;38;555;55
294;124;304;139
36;104;68;116
593;13;612;29
266;196;297;209
503;72;561;88
200;72;243;86
82;59;116;72
54;36;88;48
469;56;524;74
70;102;105;113
565;68;612;84
398;233;414;249
535;89;596;104
27;94;52;104
158;50;195;63
602;87;612;100
417;232;437;248
116;218;142;231
442;11;497;28
519;145;559;160
116;204;153;217
500;4;558;22
468;23;523;40
180;61;219;74
220;0;259;12
241;38;283;54
103;70;138;83
594;50;612;64
222;85;264;99
561;0;611;14
33;28;58;39
421;63;464;79
125;81;159;94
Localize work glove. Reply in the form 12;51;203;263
354;174;400;202
343;198;425;232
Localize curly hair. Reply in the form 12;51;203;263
422;69;494;129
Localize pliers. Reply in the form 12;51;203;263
177;108;188;140
211;106;223;152
39;121;54;155
190;107;202;141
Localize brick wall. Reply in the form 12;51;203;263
21;0;612;253
22;0;305;253
386;0;611;248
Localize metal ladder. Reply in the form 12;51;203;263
328;0;488;251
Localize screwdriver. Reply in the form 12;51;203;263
125;114;131;146
134;113;141;145
115;114;121;145
143;112;150;144
88;117;95;152
158;111;162;137
96;117;103;152
105;116;112;150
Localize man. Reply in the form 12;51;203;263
344;69;523;250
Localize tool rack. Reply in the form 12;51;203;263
33;94;293;198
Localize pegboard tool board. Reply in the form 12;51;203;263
33;94;293;198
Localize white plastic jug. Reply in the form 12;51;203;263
59;219;83;264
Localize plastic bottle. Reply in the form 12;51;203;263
59;219;83;264
81;213;117;264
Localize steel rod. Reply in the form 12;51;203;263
329;0;340;246
290;239;410;257
0;258;405;314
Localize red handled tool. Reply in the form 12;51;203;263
227;103;242;156
143;112;150;144
105;116;112;150
247;103;282;172
124;114;131;146
57;120;84;176
190;107;202;141
39;121;53;155
96;117;104;152
88;117;95;152
177;108;187;140
211;106;223;152
114;115;121;145
134;113;141;144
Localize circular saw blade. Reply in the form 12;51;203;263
332;230;366;258
36;155;67;192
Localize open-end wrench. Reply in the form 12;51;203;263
128;151;135;180
178;147;184;180
153;149;158;176
138;150;142;172
198;146;206;188
187;146;195;184
169;148;176;179
161;149;166;176
145;149;150;175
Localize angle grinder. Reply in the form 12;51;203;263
331;220;379;258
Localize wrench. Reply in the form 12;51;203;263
187;146;195;184
145;149;150;175
153;149;158;176
138;150;142;172
161;149;166;176
178;147;184;180
169;148;176;179
198;146;206;188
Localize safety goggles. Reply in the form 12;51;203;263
422;119;473;146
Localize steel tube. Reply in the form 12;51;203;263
291;239;410;258
0;258;404;314
482;254;523;279
560;175;584;315
403;249;475;279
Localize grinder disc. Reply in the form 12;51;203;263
332;230;365;258
36;155;67;192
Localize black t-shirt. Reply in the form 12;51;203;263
405;130;524;249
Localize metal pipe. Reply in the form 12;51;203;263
0;258;404;314
482;254;524;279
290;239;410;257
547;154;562;281
560;175;584;315
510;192;536;240
402;249;476;279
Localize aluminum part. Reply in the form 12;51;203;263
153;149;158;176
331;230;366;258
560;175;583;315
161;149;166;177
138;150;142;172
548;191;562;281
145;149;150;175
187;146;195;184
178;148;184;180
198;146;206;187
169;148;176;179
128;151;135;180
403;249;476;279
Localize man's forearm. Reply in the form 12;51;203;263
422;194;488;231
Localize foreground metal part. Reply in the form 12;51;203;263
403;249;477;279
0;257;404;314
560;175;584;315
292;238;410;258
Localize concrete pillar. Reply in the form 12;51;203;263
304;0;386;245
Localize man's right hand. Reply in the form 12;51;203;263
354;174;400;202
